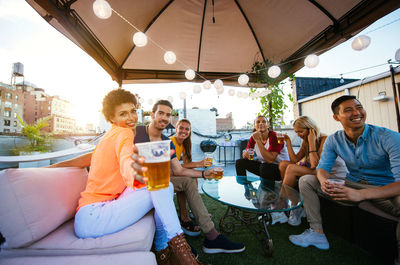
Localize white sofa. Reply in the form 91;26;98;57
0;168;156;265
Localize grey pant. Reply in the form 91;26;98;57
299;174;400;254
171;176;215;234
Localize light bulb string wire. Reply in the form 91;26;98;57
108;4;398;83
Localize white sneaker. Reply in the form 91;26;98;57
288;207;306;226
269;211;288;225
289;228;330;250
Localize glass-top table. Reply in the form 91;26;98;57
202;176;303;256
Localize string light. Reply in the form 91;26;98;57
193;85;202;94
268;65;281;78
179;91;187;100
164;51;177;64
228;88;235;96
133;32;148;47
167;96;174;103
93;0;112;19
203;80;212;90
214;79;223;90
185;69;196;80
238;74;249;85
395;48;400;62
304;54;319;68
351;35;371;51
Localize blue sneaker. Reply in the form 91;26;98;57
203;234;245;254
289;228;330;250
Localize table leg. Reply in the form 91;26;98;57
219;206;274;257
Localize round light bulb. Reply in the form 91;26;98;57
139;98;144;104
268;65;281;78
228;88;235;96
93;0;112;19
242;93;249;99
133;32;147;47
203;80;212;90
164;51;176;64
193;85;201;94
179;91;186;100
304;54;319;68
185;69;196;80
351;35;371;51
216;86;224;95
167;96;174;103
147;98;153;105
238;74;249;86
395;48;400;62
214;79;223;89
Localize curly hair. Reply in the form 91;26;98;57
102;89;137;123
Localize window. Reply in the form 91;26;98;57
6;92;12;99
15;95;18;100
4;101;12;108
4;111;11;117
4;129;10;133
13;112;17;118
13;120;17;127
4;119;10;126
15;104;18;108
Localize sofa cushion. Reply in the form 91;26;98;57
0;167;88;248
0;252;157;265
0;211;155;256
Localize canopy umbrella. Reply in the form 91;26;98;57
26;0;400;86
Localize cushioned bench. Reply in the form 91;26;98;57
0;168;156;265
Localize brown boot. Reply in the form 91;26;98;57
156;245;179;265
168;233;204;265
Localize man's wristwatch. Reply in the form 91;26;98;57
201;170;205;179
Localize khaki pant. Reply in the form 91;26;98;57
171;176;215;234
299;174;400;255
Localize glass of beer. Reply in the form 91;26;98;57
276;132;285;144
212;167;224;180
204;152;213;167
247;148;254;160
135;140;171;191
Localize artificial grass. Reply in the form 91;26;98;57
182;194;381;265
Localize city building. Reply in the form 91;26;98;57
0;82;24;133
216;112;234;131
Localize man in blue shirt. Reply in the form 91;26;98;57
289;95;400;264
131;100;245;257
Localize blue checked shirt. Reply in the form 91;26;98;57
317;124;400;186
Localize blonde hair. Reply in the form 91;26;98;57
293;116;324;155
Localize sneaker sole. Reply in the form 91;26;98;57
288;219;302;226
181;227;201;237
202;246;246;254
289;238;329;250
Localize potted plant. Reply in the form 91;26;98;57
13;115;53;167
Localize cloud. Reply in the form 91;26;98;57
0;0;43;24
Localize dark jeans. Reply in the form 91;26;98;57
235;158;281;180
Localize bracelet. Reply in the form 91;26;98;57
201;170;205;179
309;150;318;153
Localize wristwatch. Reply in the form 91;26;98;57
201;170;205;179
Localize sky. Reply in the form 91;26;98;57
0;0;399;128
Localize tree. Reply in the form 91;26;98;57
13;115;52;154
249;61;293;129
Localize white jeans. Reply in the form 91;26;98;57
74;183;182;250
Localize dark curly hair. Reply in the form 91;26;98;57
102;89;137;123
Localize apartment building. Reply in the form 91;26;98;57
0;82;24;133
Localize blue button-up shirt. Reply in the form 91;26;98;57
317;124;400;186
